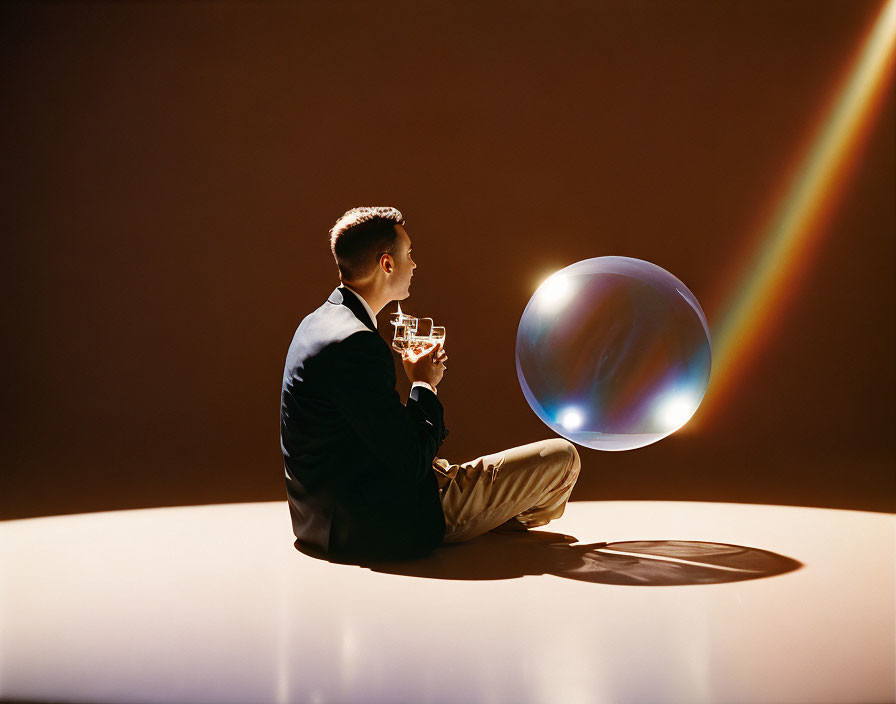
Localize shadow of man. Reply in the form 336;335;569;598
295;529;802;586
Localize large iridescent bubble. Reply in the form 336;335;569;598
516;256;711;451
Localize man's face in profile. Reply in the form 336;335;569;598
391;224;417;300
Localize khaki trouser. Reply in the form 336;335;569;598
433;438;582;544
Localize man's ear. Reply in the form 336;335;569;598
380;253;394;274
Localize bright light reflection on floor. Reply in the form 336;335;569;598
0;500;892;704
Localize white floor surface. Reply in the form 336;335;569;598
0;500;893;704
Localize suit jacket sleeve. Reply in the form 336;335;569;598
323;330;447;484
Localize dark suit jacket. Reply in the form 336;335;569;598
280;286;448;561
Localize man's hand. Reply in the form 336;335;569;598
402;342;447;388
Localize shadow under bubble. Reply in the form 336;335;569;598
294;530;803;586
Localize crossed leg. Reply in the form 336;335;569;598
433;438;582;544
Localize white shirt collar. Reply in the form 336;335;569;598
340;284;377;328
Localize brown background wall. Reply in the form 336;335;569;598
2;0;893;520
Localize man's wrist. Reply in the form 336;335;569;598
411;381;437;396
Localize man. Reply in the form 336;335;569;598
280;206;581;562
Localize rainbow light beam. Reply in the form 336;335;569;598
696;0;896;424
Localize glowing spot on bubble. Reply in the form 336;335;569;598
558;407;585;430
654;392;699;431
536;272;574;313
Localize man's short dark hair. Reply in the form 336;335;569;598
329;206;405;282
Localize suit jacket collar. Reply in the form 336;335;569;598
328;286;378;333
